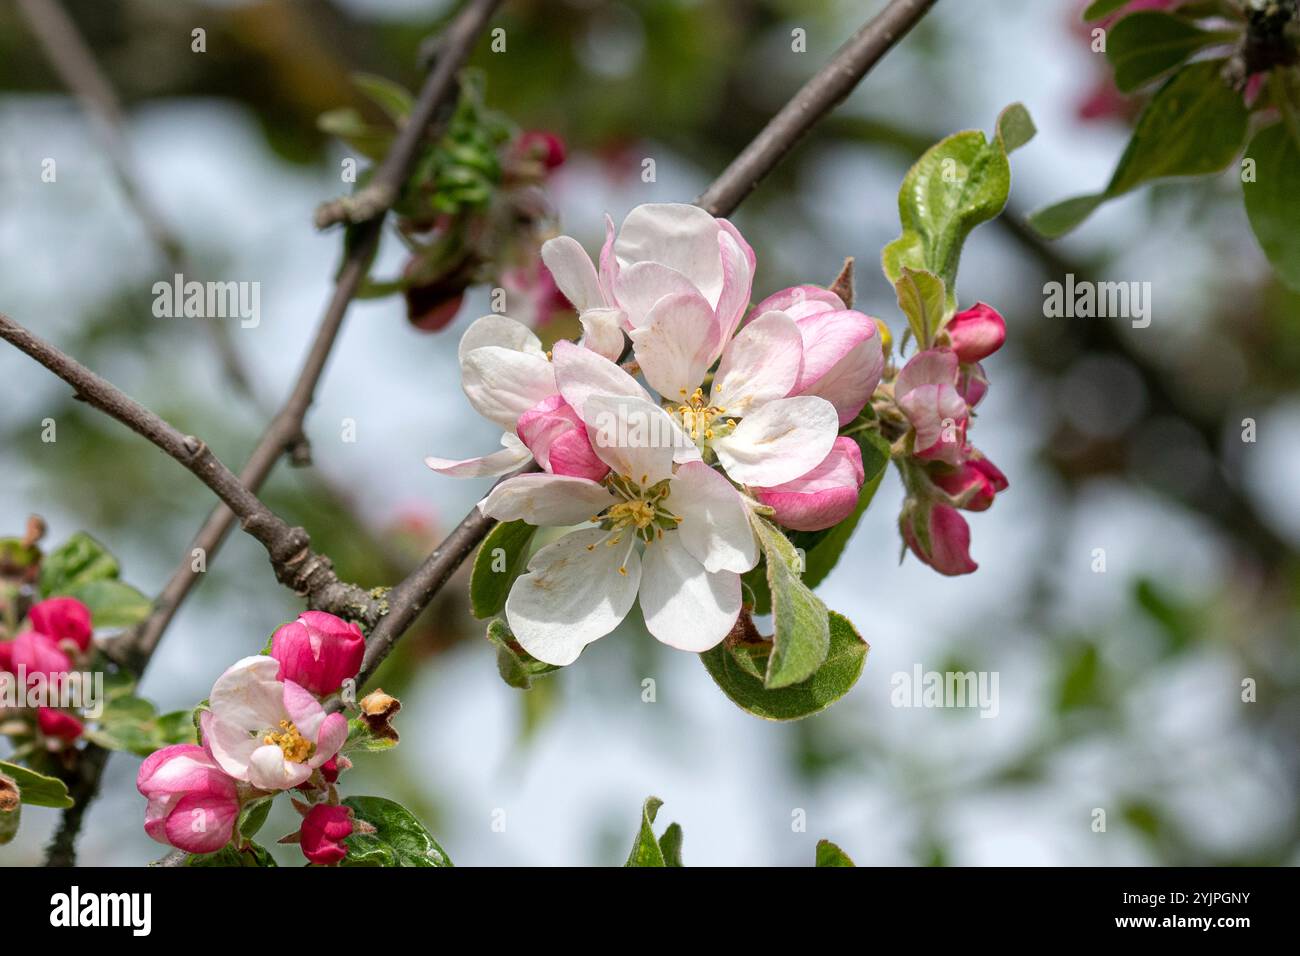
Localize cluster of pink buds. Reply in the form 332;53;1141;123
0;597;94;746
137;610;379;864
880;304;1009;575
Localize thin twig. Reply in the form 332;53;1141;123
360;0;943;687
696;0;941;216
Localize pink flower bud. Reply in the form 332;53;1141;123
137;744;240;855
28;597;93;652
271;612;365;696
517;394;609;482
945;303;1005;363
10;630;71;680
301;803;353;866
754;437;865;532
957;362;988;408
895;349;968;467
514;130;567;170
0;641;12;674
320;754;350;784
932;457;1009;512
38;707;84;741
903;504;978;576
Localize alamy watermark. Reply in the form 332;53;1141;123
152;273;260;328
890;664;999;718
0;667;104;718
1043;273;1151;329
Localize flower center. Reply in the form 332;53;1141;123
587;474;682;574
263;720;313;763
672;387;736;447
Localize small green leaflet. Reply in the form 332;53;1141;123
186;843;278;867
1105;13;1236;93
750;515;830;689
1243;121;1300;291
701;612;869;721
470;520;536;619
340;795;453;867
894;267;949;349
625;796;684;867
815;839;857;867
0;760;74;808
486;618;559;689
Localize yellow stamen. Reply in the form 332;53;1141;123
263;720;313;764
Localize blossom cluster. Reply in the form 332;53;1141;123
427;203;894;666
0;596;95;744
136;611;370;864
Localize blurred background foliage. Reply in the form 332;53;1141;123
1;0;1298;865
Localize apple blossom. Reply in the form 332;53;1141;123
751;286;886;425
424;314;605;481
270;610;365;696
300;803;354;865
541;202;755;362
9;630;71;681
37;707;84;741
753;437;865;532
137;744;240;855
27;597;92;652
943;303;1006;364
932;457;1009;512
902;503;978;576
478;393;759;666
894;348;968;467
201;656;349;791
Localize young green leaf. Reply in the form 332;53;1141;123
0;760;74;809
1030;61;1249;237
469;520;536;619
1106;13;1235;93
485;618;559;689
996;102;1037;154
894;267;949;349
625;796;683;867
65;579;151;628
341;796;453;867
186;843;278;867
1083;0;1131;19
751;516;830;689
701;611;870;721
815;838;857;867
351;72;414;123
39;532;120;597
1243;122;1300;291
238;796;274;840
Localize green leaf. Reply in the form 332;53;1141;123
186;843;278;867
701;611;869;721
658;822;685;867
0;761;74;808
1243;122;1300;291
1030;60;1249;237
65;579;151;628
894;267;949;349
1083;0;1130;19
39;532;119;597
1107;13;1234;93
470;520;536;619
155;710;198;746
882;107;1029;301
341;795;453;867
625;796;682;867
238;796;274;840
751;516;830;689
996;102;1037;154
316;107;393;162
352;71;414;122
788;427;892;591
485;618;559;690
89;695;196;756
815;838;857;867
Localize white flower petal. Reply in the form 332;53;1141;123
628;291;720;401
669;461;758;573
613;260;700;329
710;310;802;417
552;340;650;416
478;474;616;526
713;223;756;345
199;710;260;780
582;393;679;486
506;528;641;665
615;203;724;306
578;307;627;362
541;236;603;313
712;396;839;486
638;532;740;652
461;346;557;431
247;743;311;791
457;314;543;364
425;433;532;478
208;656;287;732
